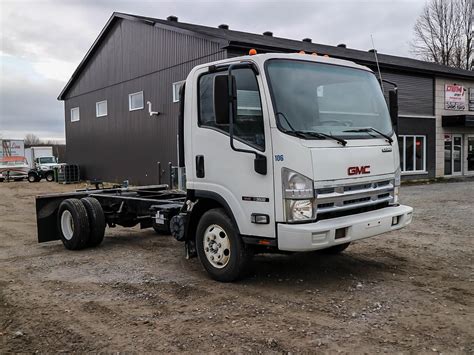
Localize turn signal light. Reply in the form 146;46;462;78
249;48;257;55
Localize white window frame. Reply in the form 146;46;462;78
70;107;80;122
128;91;144;111
96;100;108;117
399;135;427;174
172;81;185;103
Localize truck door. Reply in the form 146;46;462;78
189;66;274;238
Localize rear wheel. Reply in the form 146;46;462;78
196;208;252;282
57;198;90;250
81;197;106;247
322;242;351;254
45;171;54;182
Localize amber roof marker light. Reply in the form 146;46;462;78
249;48;257;55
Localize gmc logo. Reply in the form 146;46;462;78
348;165;371;176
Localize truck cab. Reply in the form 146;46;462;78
180;53;412;279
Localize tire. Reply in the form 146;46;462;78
81;197;106;247
45;172;54;182
196;208;252;282
57;198;90;250
322;242;351;254
28;173;37;183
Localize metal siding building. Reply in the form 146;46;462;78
60;13;474;184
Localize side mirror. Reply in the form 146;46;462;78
214;75;235;125
388;89;398;127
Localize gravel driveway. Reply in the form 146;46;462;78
1;180;473;353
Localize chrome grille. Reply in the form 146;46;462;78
315;179;394;214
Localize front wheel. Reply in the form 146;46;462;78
196;208;252;282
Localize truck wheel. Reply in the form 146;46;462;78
45;172;54;182
196;208;252;282
28;173;37;183
81;197;106;247
57;199;90;250
322;242;351;254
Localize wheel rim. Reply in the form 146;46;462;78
203;224;231;269
60;210;74;240
28;175;35;182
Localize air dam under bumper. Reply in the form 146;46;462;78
277;205;413;252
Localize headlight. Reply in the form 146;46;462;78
286;199;316;222
282;168;316;222
282;168;314;199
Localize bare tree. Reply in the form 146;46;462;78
24;133;41;146
411;0;473;70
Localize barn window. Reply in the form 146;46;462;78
173;81;185;103
129;91;144;111
70;107;80;122
96;100;108;117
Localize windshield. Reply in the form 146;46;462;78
39;157;55;164
265;59;393;139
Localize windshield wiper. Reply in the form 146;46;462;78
275;112;347;146
297;131;347;146
343;127;393;145
275;112;316;139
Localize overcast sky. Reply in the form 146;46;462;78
0;0;427;142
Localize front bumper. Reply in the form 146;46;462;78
277;204;413;252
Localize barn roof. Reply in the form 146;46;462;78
58;12;474;100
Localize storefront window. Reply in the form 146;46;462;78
399;135;426;173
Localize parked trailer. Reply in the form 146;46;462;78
36;53;413;282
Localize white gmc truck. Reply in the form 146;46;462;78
36;53;413;282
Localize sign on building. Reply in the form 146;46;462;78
444;84;466;110
469;88;474;111
0;140;25;157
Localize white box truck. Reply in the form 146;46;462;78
36;53;413;282
25;146;60;182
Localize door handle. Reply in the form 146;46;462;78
196;155;205;178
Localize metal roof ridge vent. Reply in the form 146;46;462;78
167;15;178;22
302;38;312;43
263;31;273;36
218;24;229;29
368;48;377;53
337;43;347;48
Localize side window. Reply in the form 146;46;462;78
198;68;265;150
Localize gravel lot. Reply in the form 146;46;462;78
1;180;473;353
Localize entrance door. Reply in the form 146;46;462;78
467;136;474;173
453;134;463;175
444;134;463;175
